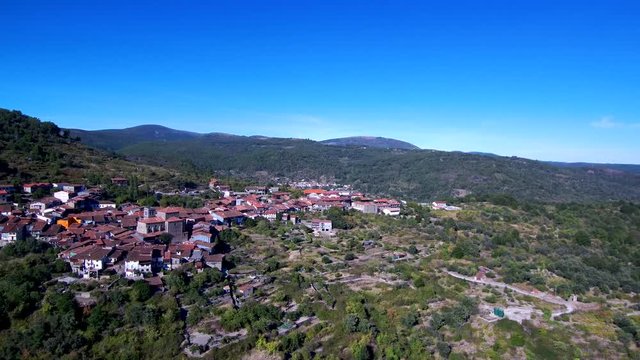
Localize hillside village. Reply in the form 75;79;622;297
0;177;415;282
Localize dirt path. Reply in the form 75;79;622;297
444;270;597;318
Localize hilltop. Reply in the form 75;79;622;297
0;109;181;187
69;125;203;152
320;136;420;150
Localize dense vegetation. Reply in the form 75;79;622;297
0;109;206;190
72;127;640;202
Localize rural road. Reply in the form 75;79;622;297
444;270;584;318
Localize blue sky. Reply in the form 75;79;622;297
1;1;639;163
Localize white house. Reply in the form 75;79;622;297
54;190;73;203
81;248;113;278
124;251;153;279
309;219;333;235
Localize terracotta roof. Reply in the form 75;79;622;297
138;217;164;224
304;189;325;194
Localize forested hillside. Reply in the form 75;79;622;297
320;136;420;150
114;134;640;202
0;109;179;186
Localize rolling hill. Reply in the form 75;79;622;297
69;125;203;152
320;136;420;150
0;109;179;186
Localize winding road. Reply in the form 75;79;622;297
444;270;591;318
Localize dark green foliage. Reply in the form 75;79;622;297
401;310;419;328
574;230;591;246
0;237;51;258
130;281;153;302
437;341;452;358
326;207;356;230
279;332;306;354
219;301;282;333
430;297;478;331
613;314;639;344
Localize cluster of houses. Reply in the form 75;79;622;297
0;178;404;280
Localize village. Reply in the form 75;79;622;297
0;177;422;282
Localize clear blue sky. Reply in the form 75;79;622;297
1;1;639;163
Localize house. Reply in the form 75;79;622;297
245;186;268;195
308;219;333;235
98;201;117;209
352;201;378;214
1;223;26;245
125;250;154;279
211;210;245;226
190;230;212;243
204;253;224;271
61;184;85;193
53;190;74;203
29;197;62;212
23;182;51;194
264;209;279;221
80;247;113;278
111;177;128;186
304;189;326;198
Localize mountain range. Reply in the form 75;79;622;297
66;122;640;202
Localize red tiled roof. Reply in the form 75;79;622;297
137;217;164;224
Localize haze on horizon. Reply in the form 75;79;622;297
1;1;639;164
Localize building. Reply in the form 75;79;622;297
309;219;332;235
23;182;51;194
111;177;128;186
211;210;245;226
352;201;378;214
157;207;182;220
125;250;154;279
0;223;26;245
136;217;165;234
204;253;225;271
245;186;268;195
54;190;73;203
29;197;62;212
80;248;113;278
165;217;185;240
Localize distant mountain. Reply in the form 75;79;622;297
321;136;420;150
69;125;203;152
62;121;640;202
